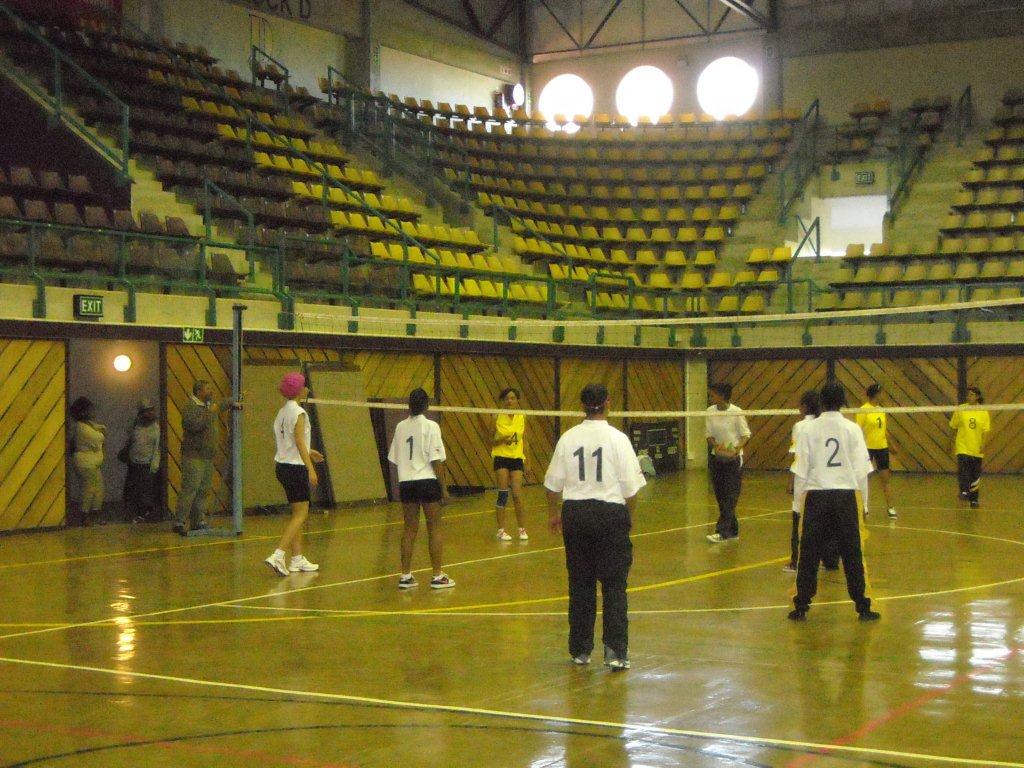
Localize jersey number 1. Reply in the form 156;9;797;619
573;446;603;482
406;435;414;460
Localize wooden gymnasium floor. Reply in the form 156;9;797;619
0;470;1021;768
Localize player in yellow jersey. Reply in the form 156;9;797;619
492;387;528;541
855;383;897;518
949;386;990;509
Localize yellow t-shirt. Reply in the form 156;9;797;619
950;408;990;458
491;413;525;460
855;403;888;449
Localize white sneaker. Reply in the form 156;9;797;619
518;528;529;541
264;551;289;576
496;528;512;541
571;654;591;665
430;573;455;589
887;508;897;518
289;555;319;573
398;575;418;590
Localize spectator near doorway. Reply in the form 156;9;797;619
70;396;106;526
121;399;161;522
174;380;240;535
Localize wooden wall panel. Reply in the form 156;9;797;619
347;352;434;401
0;340;66;530
439;354;556;488
835;357;958;473
560;358;626;433
966;356;1024;474
708;358;828;470
626;359;685;455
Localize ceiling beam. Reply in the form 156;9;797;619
672;0;709;34
584;0;627;48
398;0;519;54
714;0;768;28
459;0;484;33
538;0;581;49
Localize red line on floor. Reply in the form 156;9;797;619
784;646;1018;768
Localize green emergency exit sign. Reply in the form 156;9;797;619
182;327;205;343
73;294;103;319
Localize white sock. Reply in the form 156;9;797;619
402;573;413;580
274;548;285;558
290;554;303;563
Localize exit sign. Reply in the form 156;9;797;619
855;170;876;186
181;327;205;343
73;294;103;319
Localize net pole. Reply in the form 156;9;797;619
231;303;246;536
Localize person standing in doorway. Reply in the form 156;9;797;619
855;383;897;518
70;396;106;526
705;382;751;543
122;400;161;522
264;373;323;576
545;383;646;670
388;388;454;590
175;379;239;536
492;386;528;542
789;381;879;622
949;386;990;509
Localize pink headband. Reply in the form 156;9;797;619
279;372;306;398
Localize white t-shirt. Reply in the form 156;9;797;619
388;415;446;482
792;412;872;501
705;403;752;458
789;415;815;513
544;419;646;505
274;400;310;465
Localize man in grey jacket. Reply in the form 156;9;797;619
174;380;239;535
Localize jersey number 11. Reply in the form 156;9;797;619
573;446;603;482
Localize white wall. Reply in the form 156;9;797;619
378;45;506;109
127;0;346;97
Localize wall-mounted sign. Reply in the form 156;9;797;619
229;0;360;38
73;294;104;320
182;327;206;344
855;170;876;186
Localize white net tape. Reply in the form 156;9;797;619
306;399;1024;420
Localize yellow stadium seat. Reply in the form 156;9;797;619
740;294;766;314
733;270;757;285
693;250;717;267
747;247;770;264
647;272;674;290
953;261;979;280
679;271;705;290
635;249;659;265
771;246;794;263
676;227;698;244
757;269;780;283
663;250;687;267
706;271;733;289
716;295;740;314
927;262;954;281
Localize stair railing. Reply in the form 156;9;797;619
777;99;821;223
953;85;973;147
0;2;129;181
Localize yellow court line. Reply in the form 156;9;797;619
0;510;783;639
0;655;1018;767
0;508;495;572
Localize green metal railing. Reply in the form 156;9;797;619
777;99;821;222
95;12;447;271
0;216;288;324
250;44;288;89
954;85;973;148
0;3;129;181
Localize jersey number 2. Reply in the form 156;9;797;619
825;438;842;467
573;446;603;482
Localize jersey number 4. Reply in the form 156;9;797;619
573;446;603;482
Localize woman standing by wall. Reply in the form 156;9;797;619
492;387;528;542
70;396;106;526
122;400;161;522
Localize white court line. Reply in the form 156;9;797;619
0;655;1019;767
0;508;783;642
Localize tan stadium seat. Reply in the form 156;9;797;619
940;238;965;257
852;267;877;284
902;264;928;282
965;237;990;256
876;265;903;283
845;244;866;259
838;292;864;310
927;262;954;281
954;261;980;280
891;289;918;307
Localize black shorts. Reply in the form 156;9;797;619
868;448;890;471
276;462;310;503
493;456;525;473
399;478;443;504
